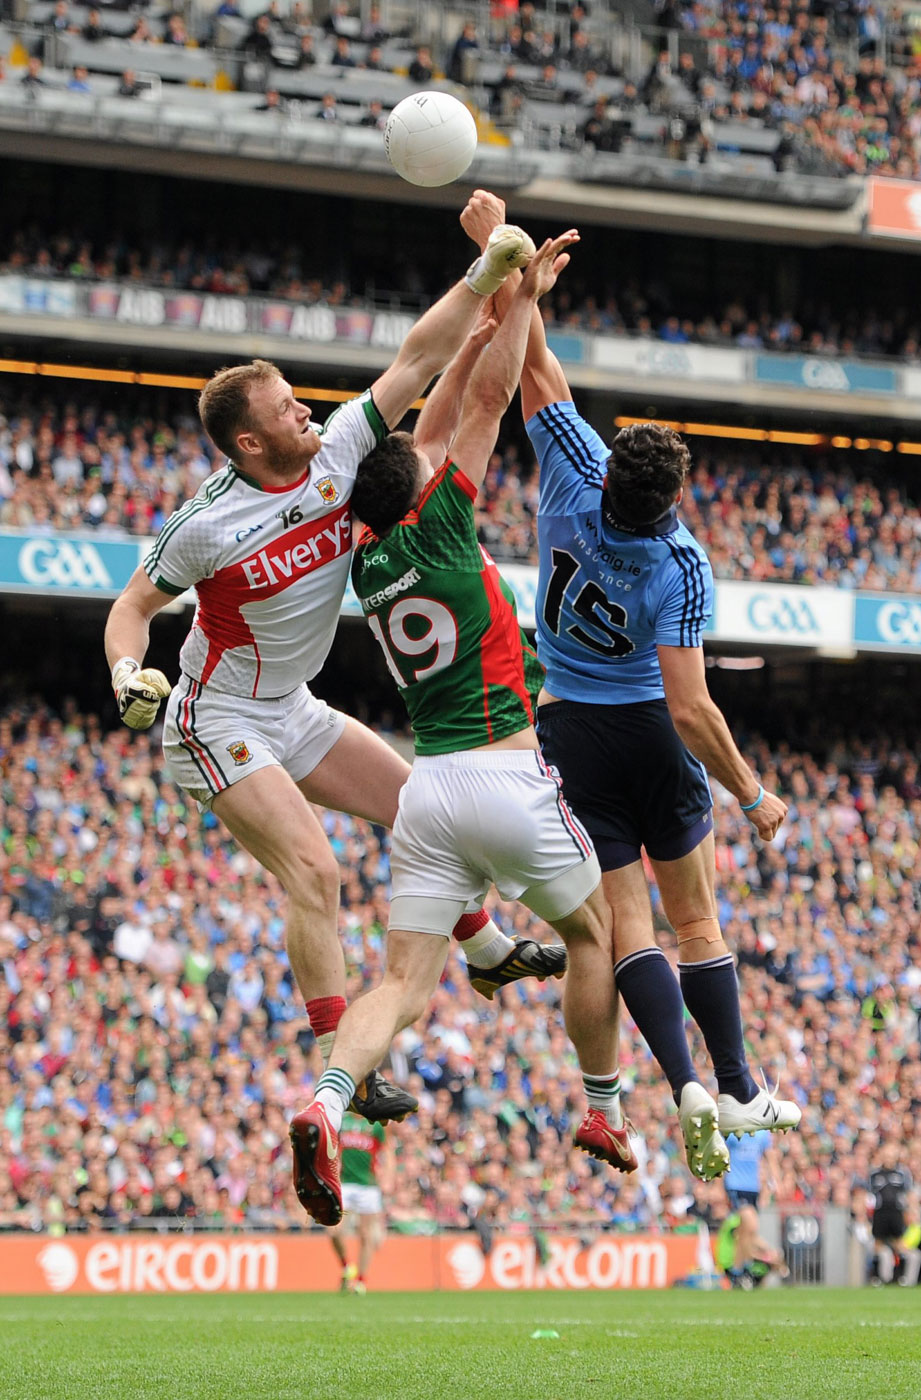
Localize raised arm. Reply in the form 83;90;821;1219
370;281;482;431
449;231;578;493
370;206;533;430
521;301;572;422
412;304;498;468
459;187;572;422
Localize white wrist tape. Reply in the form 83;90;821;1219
465;224;536;296
111;657;140;692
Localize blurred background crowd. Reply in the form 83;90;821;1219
1;701;919;1249
3;0;921;180
1;394;919;593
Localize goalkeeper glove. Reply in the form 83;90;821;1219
465;224;536;297
112;657;172;730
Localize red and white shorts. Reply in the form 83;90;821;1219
162;675;346;809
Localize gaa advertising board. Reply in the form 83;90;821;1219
853;592;921;653
0;532;145;597
711;580;855;650
751;355;899;396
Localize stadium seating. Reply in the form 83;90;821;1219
1;219;919;359
0;0;919;189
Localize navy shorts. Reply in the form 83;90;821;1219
726;1189;760;1211
536;698;712;872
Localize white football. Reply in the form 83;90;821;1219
384;91;478;188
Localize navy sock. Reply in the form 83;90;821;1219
678;954;759;1102
615;948;699;1102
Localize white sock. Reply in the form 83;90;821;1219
314;1068;356;1134
461;919;515;969
583;1070;624;1129
316;1031;335;1068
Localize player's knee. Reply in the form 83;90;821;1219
610;908;654;958
388;968;434;1029
555;902;611;952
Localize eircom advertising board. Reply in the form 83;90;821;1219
1;1233;701;1295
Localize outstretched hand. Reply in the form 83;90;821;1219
520;230;580;301
460;189;507;251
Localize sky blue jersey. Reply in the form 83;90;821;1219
724;1131;772;1193
526;400;713;705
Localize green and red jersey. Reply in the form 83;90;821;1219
339;1112;385;1187
351;461;544;755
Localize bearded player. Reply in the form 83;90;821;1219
288;231;638;1228
104;201;567;1143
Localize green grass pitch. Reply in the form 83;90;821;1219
0;1288;918;1400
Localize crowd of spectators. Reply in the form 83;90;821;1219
615;0;921;181
4;0;921;180
544;278;921;361
0;700;920;1249
2;395;921;593
683;456;921;591
1;227;363;303
6;223;921;363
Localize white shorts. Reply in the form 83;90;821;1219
389;748;600;936
162;675;346;809
342;1184;383;1216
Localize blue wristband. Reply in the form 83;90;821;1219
740;784;765;812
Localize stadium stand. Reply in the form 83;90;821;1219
5;223;921;361
0;0;919;184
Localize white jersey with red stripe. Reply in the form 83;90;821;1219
144;391;387;698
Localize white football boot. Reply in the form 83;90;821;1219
718;1071;802;1139
679;1081;731;1181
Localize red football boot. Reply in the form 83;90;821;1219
289;1103;343;1225
574;1108;639;1173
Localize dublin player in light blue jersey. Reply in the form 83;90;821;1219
461;191;801;1180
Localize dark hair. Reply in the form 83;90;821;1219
198;358;281;461
351;432;420;536
604;422;690;525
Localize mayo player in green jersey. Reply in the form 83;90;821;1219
328;1112;386;1293
290;233;638;1227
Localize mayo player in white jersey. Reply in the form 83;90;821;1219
103;200;569;1140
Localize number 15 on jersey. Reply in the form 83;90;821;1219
543;549;635;658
